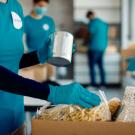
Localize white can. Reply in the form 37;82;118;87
47;31;74;67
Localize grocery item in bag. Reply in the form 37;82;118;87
117;86;135;122
108;98;121;116
38;105;82;121
37;91;120;122
65;102;111;122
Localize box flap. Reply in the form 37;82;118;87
32;119;135;135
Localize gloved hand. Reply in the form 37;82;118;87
48;82;101;108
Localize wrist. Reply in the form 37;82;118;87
47;85;56;104
37;44;49;64
37;51;46;64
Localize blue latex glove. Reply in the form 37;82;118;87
48;83;101;108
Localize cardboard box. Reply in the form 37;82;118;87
121;45;135;58
19;64;55;82
32;119;135;135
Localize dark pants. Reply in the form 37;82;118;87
88;50;106;86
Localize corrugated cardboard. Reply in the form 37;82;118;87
32;119;135;135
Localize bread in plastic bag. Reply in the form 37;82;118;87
37;91;122;122
117;86;135;122
37;104;111;122
66;102;111;122
108;97;121;116
38;105;82;121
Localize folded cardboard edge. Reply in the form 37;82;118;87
32;118;135;125
32;119;135;135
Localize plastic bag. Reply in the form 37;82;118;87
117;86;135;122
87;90;111;122
66;97;121;122
38;105;82;121
37;91;121;122
64;90;112;122
108;97;121;116
38;104;111;122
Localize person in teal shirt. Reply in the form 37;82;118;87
0;0;25;134
24;0;55;54
86;11;109;87
0;1;100;134
25;0;76;62
24;0;55;83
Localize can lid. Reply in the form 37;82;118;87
47;57;71;67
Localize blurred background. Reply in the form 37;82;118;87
18;0;135;134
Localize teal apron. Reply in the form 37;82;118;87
0;0;25;134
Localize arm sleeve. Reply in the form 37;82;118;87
19;51;40;69
50;18;56;34
0;65;50;100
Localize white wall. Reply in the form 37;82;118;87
121;0;129;49
131;0;135;43
121;0;135;49
74;8;121;23
73;0;121;23
19;0;33;15
74;0;120;8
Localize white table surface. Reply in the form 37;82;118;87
24;96;49;106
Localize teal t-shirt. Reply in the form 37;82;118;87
88;18;109;51
24;15;55;52
0;0;24;134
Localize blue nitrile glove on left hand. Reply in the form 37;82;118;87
48;82;101;108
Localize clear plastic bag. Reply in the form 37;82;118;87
88;90;111;122
38;105;82;121
117;86;135;122
37;90;116;122
108;97;121;116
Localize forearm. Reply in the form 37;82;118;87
0;65;50;100
19;51;40;69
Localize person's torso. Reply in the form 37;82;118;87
25;15;55;52
88;18;109;51
0;0;25;134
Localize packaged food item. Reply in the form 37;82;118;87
38;105;82;121
65;90;112;122
37;91;122;122
117;86;135;122
37;103;111;122
108;98;121;116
